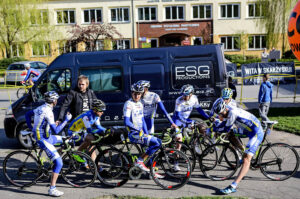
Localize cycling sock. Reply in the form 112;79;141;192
50;186;56;190
137;157;144;162
231;182;238;189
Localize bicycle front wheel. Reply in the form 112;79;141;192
199;143;239;181
150;148;191;190
259;143;299;181
61;151;97;188
95;148;130;187
3;150;40;187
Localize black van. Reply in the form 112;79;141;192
4;44;227;147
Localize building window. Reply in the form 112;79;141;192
32;42;51;56
220;4;240;19
56;10;75;24
221;36;240;51
83;8;102;23
248;3;263;18
150;38;158;48
58;41;76;54
9;44;24;57
85;40;104;51
110;8;129;22
193;37;203;45
192;5;212;19
113;39;130;50
31;10;48;25
138;7;157;21
165;6;184;20
248;35;266;50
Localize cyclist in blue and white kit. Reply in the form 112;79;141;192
137;80;177;134
172;84;209;170
123;82;162;178
212;100;265;195
20;64;41;86
25;91;72;197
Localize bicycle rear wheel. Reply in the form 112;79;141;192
199;143;239;181
95;148;130;187
150;148;191;190
259;143;299;181
3;150;40;187
61;151;97;188
17;88;26;98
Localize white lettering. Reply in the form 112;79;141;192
186;66;197;76
175;67;185;77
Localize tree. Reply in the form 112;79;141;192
0;0;54;58
257;0;298;52
65;23;122;52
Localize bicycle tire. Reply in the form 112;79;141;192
150;148;191;190
3;150;40;187
259;143;299;181
17;88;26;99
178;143;196;172
199;143;239;181
61;151;97;188
95;148;130;187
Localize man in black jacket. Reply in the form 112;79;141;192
57;75;98;122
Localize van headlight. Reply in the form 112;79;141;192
5;105;13;116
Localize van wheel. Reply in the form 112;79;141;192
17;124;33;149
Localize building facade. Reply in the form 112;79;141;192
2;0;282;64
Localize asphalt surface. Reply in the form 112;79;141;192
0;86;300;199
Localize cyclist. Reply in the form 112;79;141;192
123;82;162;177
172;84;209;170
20;64;41;86
212;99;264;195
137;80;177;134
67;99;108;160
25;91;72;197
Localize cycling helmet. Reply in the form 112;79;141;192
137;80;150;88
24;63;30;69
92;99;106;112
131;82;144;93
221;88;233;100
44;91;59;103
181;84;194;96
213;98;227;114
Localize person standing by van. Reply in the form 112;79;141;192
25;91;72;197
137;80;177;134
258;73;273;129
57;75;98;123
123;82;163;178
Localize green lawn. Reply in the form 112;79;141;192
249;107;300;135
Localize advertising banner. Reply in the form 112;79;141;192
241;62;295;85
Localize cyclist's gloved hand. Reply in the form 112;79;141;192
209;117;215;123
65;113;72;121
105;127;114;135
187;120;195;129
20;81;25;84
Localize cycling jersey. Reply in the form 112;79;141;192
213;107;264;156
173;95;209;127
23;68;41;82
123;98;161;156
68;110;106;136
141;91;174;134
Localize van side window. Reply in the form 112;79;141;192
36;69;71;98
80;67;122;92
131;64;164;90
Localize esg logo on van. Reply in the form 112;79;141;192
175;65;210;80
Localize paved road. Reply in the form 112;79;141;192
0;86;300;198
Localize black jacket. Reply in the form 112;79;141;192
58;88;97;121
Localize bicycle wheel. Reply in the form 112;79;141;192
259;143;299;181
179;143;196;172
194;134;213;156
61;151;97;188
3;150;40;187
17;88;26;98
150;148;191;190
199;143;239;181
95;148;130;187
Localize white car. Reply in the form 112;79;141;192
5;61;47;83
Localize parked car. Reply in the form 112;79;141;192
5;61;47;83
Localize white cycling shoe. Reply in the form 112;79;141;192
48;188;64;197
